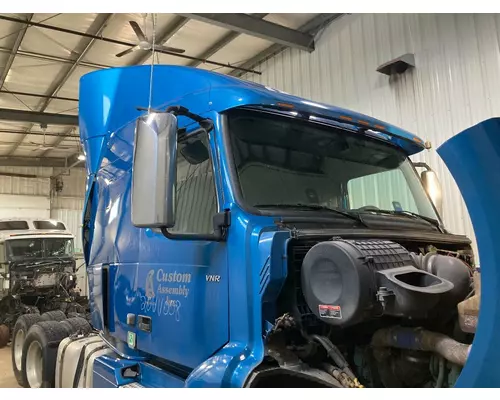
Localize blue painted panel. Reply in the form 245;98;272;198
438;118;500;388
87;115;229;370
92;355;136;388
79;66;425;179
138;362;185;388
79;65;432;387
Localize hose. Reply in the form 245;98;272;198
310;335;349;370
371;327;471;366
309;334;360;382
322;363;364;388
435;357;445;388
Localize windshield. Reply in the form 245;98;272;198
226;109;439;222
6;237;74;261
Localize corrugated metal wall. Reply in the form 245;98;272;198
50;168;86;254
243;13;500;256
0;166;51;195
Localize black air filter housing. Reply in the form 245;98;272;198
301;239;456;328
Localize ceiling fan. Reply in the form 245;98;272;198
116;20;186;58
28;128;74;152
28;143;73;151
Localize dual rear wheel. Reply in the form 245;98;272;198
11;311;91;388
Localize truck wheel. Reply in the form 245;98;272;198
40;310;67;322
0;324;9;348
60;317;92;335
67;312;86;319
11;314;42;387
21;321;69;388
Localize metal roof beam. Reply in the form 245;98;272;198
0;46;108;69
0;14;33;89
38;13;113;158
0;89;78;102
130;15;189;66
187;13;268;69
0;108;78;126
0;156;83;168
0;15;260;75
0;128;79;138
178;13;315;52
229;14;345;78
38;14;113;113
40;131;75;157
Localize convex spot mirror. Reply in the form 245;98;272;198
131;112;178;228
421;169;443;215
180;139;209;165
414;162;443;215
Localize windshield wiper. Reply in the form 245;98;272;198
356;208;442;230
255;203;369;227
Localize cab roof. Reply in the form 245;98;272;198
0;218;73;242
79;65;426;175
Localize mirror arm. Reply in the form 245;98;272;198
165;106;214;132
138;105;214;134
413;162;431;171
160;210;231;242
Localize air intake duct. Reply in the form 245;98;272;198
300;239;471;328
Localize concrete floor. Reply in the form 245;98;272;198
0;345;20;388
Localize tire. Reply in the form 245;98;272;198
21;321;69;388
60;317;92;335
0;324;9;348
11;314;42;387
67;312;86;319
40;310;67;322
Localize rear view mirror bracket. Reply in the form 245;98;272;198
160;209;231;242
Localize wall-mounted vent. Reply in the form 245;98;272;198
377;53;415;76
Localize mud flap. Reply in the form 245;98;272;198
437;117;500;387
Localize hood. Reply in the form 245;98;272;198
438;117;500;387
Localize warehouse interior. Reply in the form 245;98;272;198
0;12;498;388
0;12;343;295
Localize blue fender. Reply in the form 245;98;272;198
437;118;500;387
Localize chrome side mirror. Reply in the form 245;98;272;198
131;112;178;228
414;162;443;215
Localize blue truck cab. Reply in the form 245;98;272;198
68;65;478;388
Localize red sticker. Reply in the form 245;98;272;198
318;304;342;319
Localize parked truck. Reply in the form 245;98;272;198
0;218;89;348
12;65;484;388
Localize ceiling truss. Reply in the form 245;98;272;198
0;13;344;168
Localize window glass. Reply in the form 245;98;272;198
0;221;28;230
6;238;74;260
34;221;66;230
348;167;419;213
170;132;217;235
227;109;437;220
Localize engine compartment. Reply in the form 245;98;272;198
254;236;478;388
0;259;89;347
